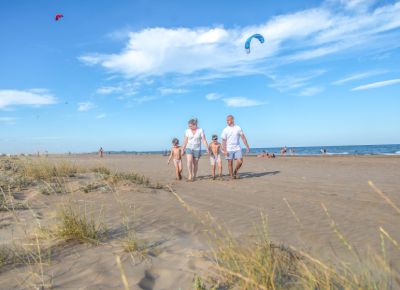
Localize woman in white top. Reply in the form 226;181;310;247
181;118;209;181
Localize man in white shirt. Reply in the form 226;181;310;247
221;115;250;179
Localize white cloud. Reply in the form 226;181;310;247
337;0;377;12
96;82;140;97
352;79;400;91
96;114;106;119
0;117;17;124
78;102;96;111
333;70;387;85
223;97;264;107
297;87;324;96
158;87;189;95
269;70;326;92
96;86;123;94
0;89;56;109
205;93;222;100
133;96;158;105
79;2;400;81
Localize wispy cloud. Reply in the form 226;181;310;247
78;102;96;111
96;86;123;94
205;93;222;100
158;87;189;95
352;78;400;91
223;97;264;107
297;87;324;96
333;70;387;85
0;117;17;124
328;0;378;12
96;113;107;119
80;2;400;81
0;89;56;109
96;82;139;96
269;70;326;92
132;96;158;105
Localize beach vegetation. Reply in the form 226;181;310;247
55;203;106;244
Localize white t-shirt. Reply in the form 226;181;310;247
185;128;205;150
221;125;243;152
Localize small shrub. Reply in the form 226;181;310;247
193;276;207;290
106;172;153;187
39;182;66;195
56;204;106;244
80;183;106;194
91;166;111;176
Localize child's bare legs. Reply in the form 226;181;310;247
217;158;222;177
174;162;181;180
211;163;216;179
186;154;194;180
178;161;183;180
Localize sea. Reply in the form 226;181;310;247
249;144;400;156
111;144;400;156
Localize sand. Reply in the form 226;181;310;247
1;154;399;289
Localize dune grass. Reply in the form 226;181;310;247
208;220;394;290
193;276;208;290
162;185;400;290
55;203;106;244
21;159;82;181
91;166;112;176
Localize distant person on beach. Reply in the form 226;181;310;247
221;115;250;179
209;134;223;180
167;138;183;180
257;150;269;158
99;147;104;158
281;146;287;156
182;118;209;181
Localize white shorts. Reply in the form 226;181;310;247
210;154;221;166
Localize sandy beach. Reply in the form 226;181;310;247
1;154;399;289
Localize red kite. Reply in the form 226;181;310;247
55;14;64;21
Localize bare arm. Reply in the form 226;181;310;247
202;134;209;154
167;149;173;164
222;139;227;155
241;133;250;153
181;136;188;152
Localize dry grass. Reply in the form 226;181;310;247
0;158;82;193
80;182;108;194
22;159;82;181
91;166;112;176
166;186;399;290
104;171;163;189
193;276;207;290
55;203;106;244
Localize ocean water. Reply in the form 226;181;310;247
112;144;400;156
250;144;400;156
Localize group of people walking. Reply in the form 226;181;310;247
168;115;250;181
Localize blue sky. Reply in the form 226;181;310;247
1;0;400;153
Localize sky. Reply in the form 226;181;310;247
1;0;400;153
